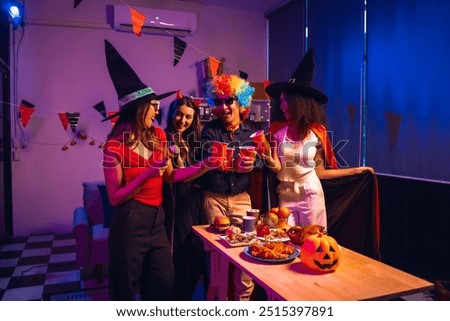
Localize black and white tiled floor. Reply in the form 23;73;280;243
0;233;108;301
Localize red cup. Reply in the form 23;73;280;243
211;141;227;167
223;147;234;171
250;130;269;154
239;146;257;162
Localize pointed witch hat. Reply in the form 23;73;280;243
102;40;176;122
265;47;328;104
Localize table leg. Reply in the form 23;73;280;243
204;244;229;301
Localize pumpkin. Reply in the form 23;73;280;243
300;233;341;272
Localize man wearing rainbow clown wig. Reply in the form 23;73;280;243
201;74;263;301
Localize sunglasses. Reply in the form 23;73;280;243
213;97;237;107
150;101;161;112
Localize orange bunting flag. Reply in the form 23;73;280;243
207;56;220;78
58;112;69;131
130;7;146;36
107;112;119;125
19;100;35;127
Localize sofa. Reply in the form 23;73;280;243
73;181;113;281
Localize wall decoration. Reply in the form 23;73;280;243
130;7;145;36
173;36;187;66
19;100;35;127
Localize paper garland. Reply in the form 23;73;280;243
130;7;145;36
58;112;80;132
19;100;35;127
93;101;107;118
174;36;187;66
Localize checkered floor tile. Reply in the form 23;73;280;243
0;233;108;301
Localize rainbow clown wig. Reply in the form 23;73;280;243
204;74;255;108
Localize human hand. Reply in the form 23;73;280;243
357;166;375;174
233;155;254;173
149;158;168;177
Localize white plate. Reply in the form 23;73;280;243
256;229;290;242
243;246;300;263
218;233;257;247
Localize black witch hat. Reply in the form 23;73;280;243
102;40;176;122
265;48;328;104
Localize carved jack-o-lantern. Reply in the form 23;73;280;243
300;233;341;272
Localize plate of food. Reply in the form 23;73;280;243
256;228;290;242
218;232;257;247
243;241;300;263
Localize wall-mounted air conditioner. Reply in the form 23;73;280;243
112;4;197;37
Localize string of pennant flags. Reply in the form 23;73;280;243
13;1;404;151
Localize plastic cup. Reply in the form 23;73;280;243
210;141;227;167
246;209;260;223
242;216;256;232
239;146;257;162
223;147;234;172
250;130;270;154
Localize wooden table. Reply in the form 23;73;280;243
193;225;434;301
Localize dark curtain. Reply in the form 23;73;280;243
263;169;380;259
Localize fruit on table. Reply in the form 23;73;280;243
277;206;291;219
264;212;279;227
256;223;270;237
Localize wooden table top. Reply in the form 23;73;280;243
193;225;434;301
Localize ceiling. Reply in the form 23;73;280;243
178;0;289;13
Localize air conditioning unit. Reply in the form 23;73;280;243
112;4;197;37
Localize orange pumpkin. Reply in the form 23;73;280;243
300;233;341;272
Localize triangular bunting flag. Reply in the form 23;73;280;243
239;71;248;80
107;112;119;125
173;36;187;66
19;100;35;127
74;0;82;8
66;112;81;133
385;112;402;148
93;101;107;118
207;56;220;78
347;103;356;126
58;113;69;131
130;7;146;36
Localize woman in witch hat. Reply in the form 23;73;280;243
263;48;374;229
101;40;216;301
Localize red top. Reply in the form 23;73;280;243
103;127;167;207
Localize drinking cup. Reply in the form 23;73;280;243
250;130;270;154
246;209;260;223
210;141;227;167
239;146;257;163
242;216;256;232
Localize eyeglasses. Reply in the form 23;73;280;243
213;97;237;107
150;101;161;112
